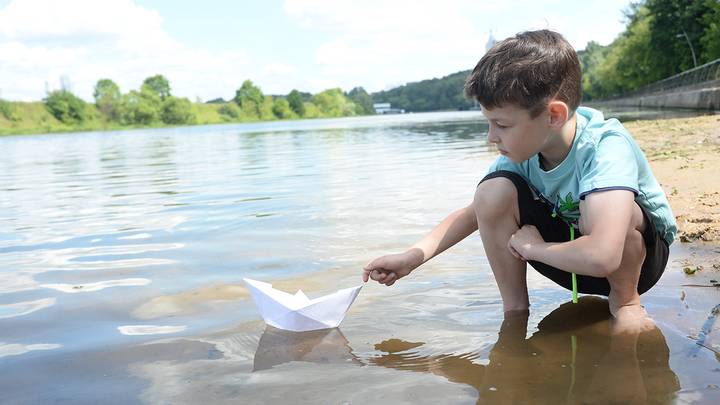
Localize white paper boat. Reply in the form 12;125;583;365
243;278;362;332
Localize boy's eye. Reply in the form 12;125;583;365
496;123;508;129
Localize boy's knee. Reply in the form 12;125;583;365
623;227;645;258
474;177;519;222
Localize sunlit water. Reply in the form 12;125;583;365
1;111;718;404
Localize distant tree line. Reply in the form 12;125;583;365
40;75;376;128
371;71;474;112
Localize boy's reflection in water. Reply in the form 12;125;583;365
370;296;679;404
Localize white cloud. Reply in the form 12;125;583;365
283;0;630;93
0;0;250;101
263;63;297;77
285;0;489;92
0;0;631;100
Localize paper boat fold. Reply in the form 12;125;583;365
243;278;362;332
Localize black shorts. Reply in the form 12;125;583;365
479;170;670;296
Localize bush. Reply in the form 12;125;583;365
302;101;321;118
218;102;241;120
311;88;356;117
44;90;88;123
119;89;161;125
93;79;121;121
287;89;306;116
272;98;295;119
161;96;195;125
0;98;19;121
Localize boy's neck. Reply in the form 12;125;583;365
539;112;577;170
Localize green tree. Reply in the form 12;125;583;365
347;87;374;115
643;0;706;74
259;96;276;120
302;101;321;118
44;90;88;123
700;0;720;61
578;41;610;100
142;74;171;101
93;78;121;120
372;70;473;112
218;102;241;120
119;88;161;125
311;88;356;117
234;80;265;119
597;7;655;96
272;98;295;119
287;89;306;116
161;96;195;125
0;97;18;121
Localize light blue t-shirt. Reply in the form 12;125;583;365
487;106;676;245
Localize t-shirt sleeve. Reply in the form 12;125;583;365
579;132;639;199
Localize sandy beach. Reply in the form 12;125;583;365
626;114;720;244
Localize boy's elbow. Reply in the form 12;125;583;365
587;251;623;278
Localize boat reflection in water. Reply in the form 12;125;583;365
252;326;362;372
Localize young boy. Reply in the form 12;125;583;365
361;30;676;331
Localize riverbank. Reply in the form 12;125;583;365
625;114;720;244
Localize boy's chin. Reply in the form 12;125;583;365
504;154;528;164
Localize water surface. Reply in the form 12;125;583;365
1;111;718;404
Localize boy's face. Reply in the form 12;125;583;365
481;103;553;163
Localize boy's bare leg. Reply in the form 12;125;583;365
584;202;654;333
474;178;529;312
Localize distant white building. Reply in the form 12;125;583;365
373;102;405;114
486;30;496;52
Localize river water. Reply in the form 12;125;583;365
0;110;717;404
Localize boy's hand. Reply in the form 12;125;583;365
508;225;545;261
362;249;423;286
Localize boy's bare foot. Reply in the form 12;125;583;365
610;303;656;335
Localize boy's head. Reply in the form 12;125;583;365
464;30;581;118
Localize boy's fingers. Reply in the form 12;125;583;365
507;239;520;259
363;257;382;271
383;273;397;286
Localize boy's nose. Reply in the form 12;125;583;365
487;129;500;144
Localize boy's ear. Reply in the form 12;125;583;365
547;100;570;128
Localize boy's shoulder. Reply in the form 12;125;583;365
575;106;631;146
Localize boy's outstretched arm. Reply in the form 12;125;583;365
508;189;640;278
363;202;479;286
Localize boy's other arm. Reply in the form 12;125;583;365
509;189;639;277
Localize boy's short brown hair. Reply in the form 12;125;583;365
464;29;582;117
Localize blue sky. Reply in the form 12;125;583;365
0;0;633;102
